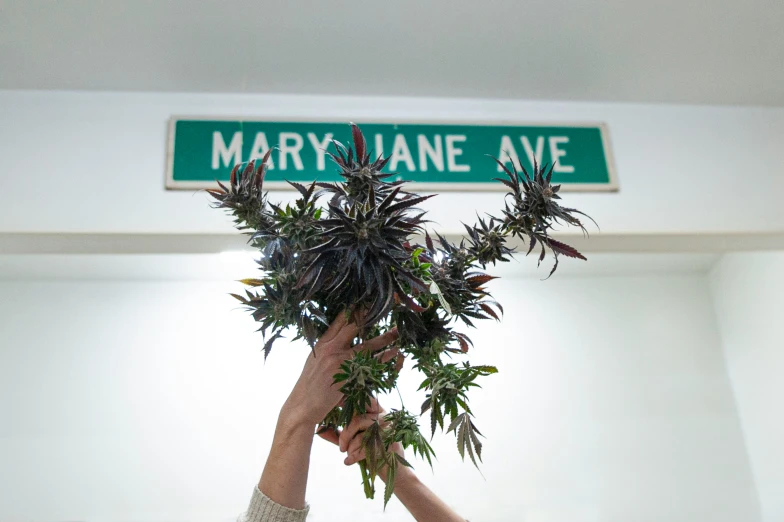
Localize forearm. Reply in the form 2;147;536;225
386;468;465;522
258;405;316;510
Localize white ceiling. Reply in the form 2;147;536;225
1;0;783;106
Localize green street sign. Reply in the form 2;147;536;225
166;118;617;191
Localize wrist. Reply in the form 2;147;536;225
381;460;417;486
278;402;317;434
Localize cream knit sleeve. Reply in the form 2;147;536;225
238;486;310;522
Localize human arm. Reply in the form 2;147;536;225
318;398;466;522
382;470;465;522
253;312;399;512
254;409;316;512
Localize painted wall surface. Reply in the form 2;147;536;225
710;252;784;522
0;267;760;522
1;90;783;236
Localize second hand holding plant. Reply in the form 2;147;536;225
319;397;464;522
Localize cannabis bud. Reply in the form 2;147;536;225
207;124;593;505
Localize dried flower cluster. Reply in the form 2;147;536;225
208;124;593;504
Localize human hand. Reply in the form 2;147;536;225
319;397;468;522
280;312;399;429
318;396;412;484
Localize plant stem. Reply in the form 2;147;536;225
395;384;405;410
359;460;375;499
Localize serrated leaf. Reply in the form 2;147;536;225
466;274;497;285
229;293;247;303
262;330;283;360
547;237;587;260
469;422;484;462
383;456;396;507
479;303;500;320
456;417;467;460
429;281;452;315
471;365;499;375
448;415;463;433
425;232;434;251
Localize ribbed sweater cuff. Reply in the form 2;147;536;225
244;485;310;522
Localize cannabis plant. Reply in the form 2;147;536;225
207;124;593;505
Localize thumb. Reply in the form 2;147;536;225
316;426;341;446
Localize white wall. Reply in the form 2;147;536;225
0;258;760;522
1;90;784;237
710;252;784;522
